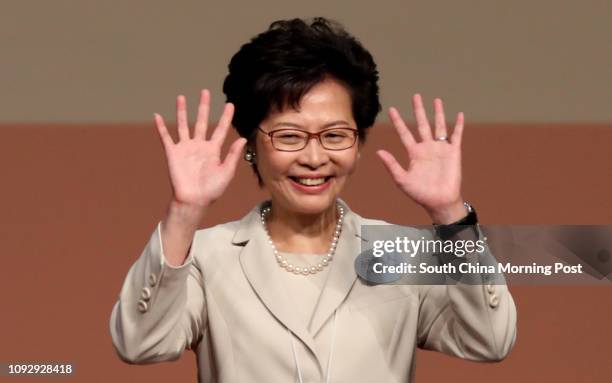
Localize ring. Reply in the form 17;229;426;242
435;136;449;141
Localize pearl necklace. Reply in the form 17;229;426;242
260;201;344;276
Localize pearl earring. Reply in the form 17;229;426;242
244;151;256;163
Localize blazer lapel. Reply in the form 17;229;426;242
231;199;369;367
309;198;367;336
232;201;321;367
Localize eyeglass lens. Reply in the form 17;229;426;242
271;129;356;150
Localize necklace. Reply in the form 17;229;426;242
260;201;344;276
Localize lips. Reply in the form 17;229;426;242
289;176;333;186
287;175;333;193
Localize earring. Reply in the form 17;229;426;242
244;151;256;163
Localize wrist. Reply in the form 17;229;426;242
166;199;207;227
427;199;467;225
433;201;479;241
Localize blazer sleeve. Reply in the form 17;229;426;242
109;221;207;364
416;226;517;362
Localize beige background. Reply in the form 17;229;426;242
1;0;611;123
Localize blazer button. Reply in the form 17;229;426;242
141;287;152;301
148;273;157;286
137;299;149;313
488;294;500;308
486;283;496;294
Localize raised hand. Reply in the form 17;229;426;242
154;90;247;210
376;94;466;224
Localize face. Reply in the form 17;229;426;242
254;78;361;215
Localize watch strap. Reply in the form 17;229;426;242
434;202;479;241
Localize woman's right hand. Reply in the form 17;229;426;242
154;90;247;210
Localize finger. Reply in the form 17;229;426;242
194;89;210;140
210;103;235;144
451;112;465;147
221;137;248;175
388;107;416;149
412;94;432;141
176;95;190;141
376;149;407;182
434;98;448;140
154;113;175;151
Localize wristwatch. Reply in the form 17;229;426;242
433;202;479;240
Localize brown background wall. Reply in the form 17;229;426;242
1;122;610;382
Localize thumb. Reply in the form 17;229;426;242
221;138;248;175
376;149;406;183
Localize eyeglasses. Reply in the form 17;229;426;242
257;126;359;151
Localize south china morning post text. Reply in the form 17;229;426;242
369;236;584;277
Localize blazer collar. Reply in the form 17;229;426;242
231;197;368;244
232;198;368;369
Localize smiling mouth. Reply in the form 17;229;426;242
288;176;333;186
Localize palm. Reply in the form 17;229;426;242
377;94;464;213
166;136;233;206
155;90;246;208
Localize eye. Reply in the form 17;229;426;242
323;130;350;141
274;131;306;144
278;133;301;139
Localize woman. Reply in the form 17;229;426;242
110;17;516;382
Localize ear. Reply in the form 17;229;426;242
356;138;363;159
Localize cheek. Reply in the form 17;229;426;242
258;154;295;181
336;153;359;176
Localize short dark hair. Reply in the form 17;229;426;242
223;17;381;186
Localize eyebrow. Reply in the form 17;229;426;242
270;120;351;129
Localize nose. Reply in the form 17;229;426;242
298;136;329;168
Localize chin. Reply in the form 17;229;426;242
299;199;336;213
286;194;339;215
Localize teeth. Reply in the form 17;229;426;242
295;177;326;186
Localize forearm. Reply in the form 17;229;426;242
161;200;206;267
110;222;206;364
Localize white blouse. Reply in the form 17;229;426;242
276;251;336;382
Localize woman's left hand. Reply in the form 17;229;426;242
376;94;467;224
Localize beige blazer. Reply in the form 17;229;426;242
110;198;517;383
